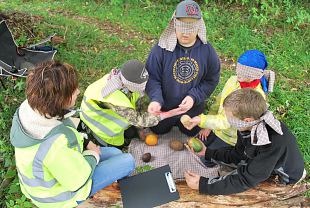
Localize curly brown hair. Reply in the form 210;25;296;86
26;60;78;119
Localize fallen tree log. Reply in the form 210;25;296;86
78;179;309;208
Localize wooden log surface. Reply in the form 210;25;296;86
78;179;310;208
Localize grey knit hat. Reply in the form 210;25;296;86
101;60;148;97
175;0;202;19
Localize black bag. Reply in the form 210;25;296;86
0;20;57;78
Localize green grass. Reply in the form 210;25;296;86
0;0;309;206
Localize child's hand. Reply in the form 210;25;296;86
184;171;200;190
198;128;211;141
184;140;206;157
179;96;194;112
183;116;201;130
148;101;161;115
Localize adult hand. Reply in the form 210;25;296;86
178;96;194;112
184;171;200;190
86;141;101;156
148;101;161;115
185;140;206;157
198;128;211;141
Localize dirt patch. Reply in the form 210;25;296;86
74;16;156;44
0;11;45;45
75;40;136;54
49;10;156;52
48;9;156;50
219;55;236;71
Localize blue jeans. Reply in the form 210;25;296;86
77;147;135;204
89;147;135;196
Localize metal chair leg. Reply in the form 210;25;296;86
0;77;6;89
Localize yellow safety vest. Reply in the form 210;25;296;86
80;74;140;146
10;110;93;208
200;76;266;145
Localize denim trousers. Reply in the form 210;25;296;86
78;147;135;204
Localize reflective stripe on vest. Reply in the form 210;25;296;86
18;169;56;188
18;132;81;203
81;111;118;137
18;134;60;188
81;97;129;137
58;126;81;152
29;190;78;203
32;134;60;181
83;97;128;128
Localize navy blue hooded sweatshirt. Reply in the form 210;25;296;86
145;39;220;110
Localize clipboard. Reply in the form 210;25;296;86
119;165;180;208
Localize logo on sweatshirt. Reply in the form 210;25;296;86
173;57;199;84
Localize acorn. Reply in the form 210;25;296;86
142;153;152;163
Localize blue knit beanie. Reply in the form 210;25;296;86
238;50;269;92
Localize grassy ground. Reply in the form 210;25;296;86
0;0;309;207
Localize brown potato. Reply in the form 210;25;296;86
169;140;184;151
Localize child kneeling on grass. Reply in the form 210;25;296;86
185;88;306;195
80;60;183;147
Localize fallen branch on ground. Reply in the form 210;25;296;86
78;178;310;208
